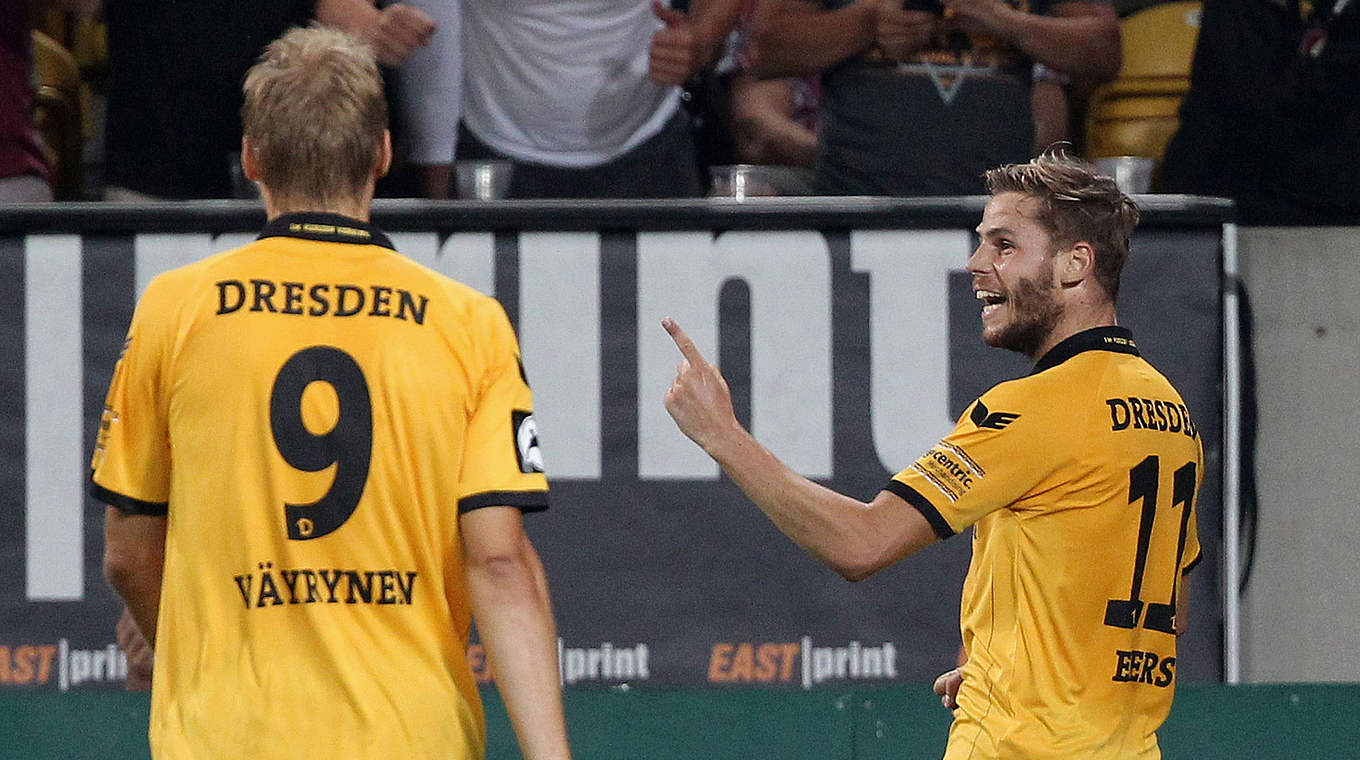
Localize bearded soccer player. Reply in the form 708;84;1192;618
94;26;571;760
662;153;1201;759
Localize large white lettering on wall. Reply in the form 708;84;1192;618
851;230;973;470
637;230;833;479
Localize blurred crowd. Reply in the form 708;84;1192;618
4;0;1358;223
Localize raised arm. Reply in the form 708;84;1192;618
649;0;744;86
941;0;1121;82
750;0;939;78
315;0;437;68
462;507;571;760
750;0;874;78
661;318;938;580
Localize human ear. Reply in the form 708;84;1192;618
1059;242;1096;287
240;137;262;182
374;130;393;180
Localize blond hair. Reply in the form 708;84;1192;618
241;25;387;207
985;150;1140;300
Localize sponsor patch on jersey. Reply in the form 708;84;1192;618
970;400;1020;430
909;442;984;503
511;410;544;474
90;404;119;469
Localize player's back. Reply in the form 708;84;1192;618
125;220;526;758
941;330;1203;760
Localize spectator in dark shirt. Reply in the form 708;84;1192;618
749;0;1121;195
1160;0;1360;224
101;0;434;200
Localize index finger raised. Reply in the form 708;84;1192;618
662;317;709;366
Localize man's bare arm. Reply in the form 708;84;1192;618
315;0;436;68
751;0;878;78
661;318;939;580
942;0;1121;82
103;507;166;647
463;507;571;760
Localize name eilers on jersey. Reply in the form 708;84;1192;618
232;561;419;609
214;278;430;324
1112;648;1176;687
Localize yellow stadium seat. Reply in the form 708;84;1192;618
31;30;85;200
68;18;108;143
1084;1;1202;162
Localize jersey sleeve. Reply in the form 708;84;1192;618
89;276;177;515
456;297;550;513
884;385;1058;538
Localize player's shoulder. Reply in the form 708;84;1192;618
137;245;247;313
367;253;515;337
400;259;505;320
976;369;1064;411
963;374;1059;434
967;350;1119;429
1103;349;1189;404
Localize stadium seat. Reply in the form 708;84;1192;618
1084;1;1202;162
30;30;84;200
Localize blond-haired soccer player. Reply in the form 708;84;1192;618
662;153;1201;759
95;25;570;760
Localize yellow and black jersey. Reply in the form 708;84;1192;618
887;327;1202;760
90;213;548;759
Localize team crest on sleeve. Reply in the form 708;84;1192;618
511;410;544;474
970;400;1020;430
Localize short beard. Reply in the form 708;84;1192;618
985;273;1063;358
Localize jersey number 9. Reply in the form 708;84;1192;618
269;346;373;540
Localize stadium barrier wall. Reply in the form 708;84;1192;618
1236;226;1360;683
2;683;1358;759
0;198;1232;694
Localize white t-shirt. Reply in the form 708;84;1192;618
404;0;680;168
395;0;464;165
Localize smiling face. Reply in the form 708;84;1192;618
967;192;1066;359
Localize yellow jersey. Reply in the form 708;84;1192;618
90;213;549;759
887;327;1202;760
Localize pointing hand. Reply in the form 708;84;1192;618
661;318;741;454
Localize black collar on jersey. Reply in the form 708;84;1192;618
1031;326;1139;375
257;212;395;250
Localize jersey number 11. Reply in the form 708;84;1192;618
1104;456;1196;635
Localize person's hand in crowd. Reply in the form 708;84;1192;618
649;1;705;86
368;3;437;67
933;666;964;710
940;0;1010;39
116;606;154;691
868;0;939;62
